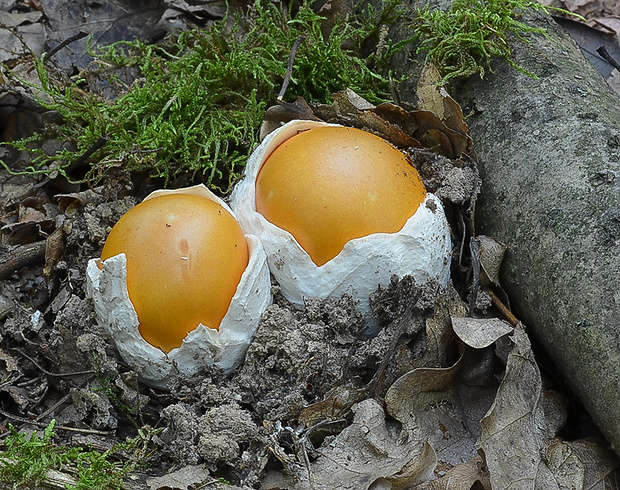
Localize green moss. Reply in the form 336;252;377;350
2;1;403;192
0;420;159;489
409;0;582;84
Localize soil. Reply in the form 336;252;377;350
2;2;617;488
0;149;477;489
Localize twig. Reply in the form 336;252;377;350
35;393;72;422
27;31;89;73
365;306;415;397
468;236;481;315
277;35;306;100
12;348;95;378
45;32;88;61
65;136;108;173
0;409;114;436
289;427;315;488
0;241;46;280
487;288;520;327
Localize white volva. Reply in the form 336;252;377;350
86;185;272;389
230;120;452;317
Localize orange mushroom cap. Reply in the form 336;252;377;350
255;126;427;266
100;193;249;353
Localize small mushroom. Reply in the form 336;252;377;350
231;120;452;319
87;185;271;388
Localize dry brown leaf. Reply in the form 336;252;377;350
260;98;317;141
478;324;561;488
417;64;447;118
452;317;513;349
371;103;471;159
145;464;213;489
539;0;620;18
385;353;486;467
313;89;422;149
292;399;437;490
0;10;45;62
425;284;467;366
414;455;491;489
415;63;473;157
546;439;620;488
592;15;620;34
381;285;498;469
386;357;462;422
262;87;473;160
44;226;65;279
475;235;507;288
56;188;105;212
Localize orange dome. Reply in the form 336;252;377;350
255;126;427;266
101;193;249;353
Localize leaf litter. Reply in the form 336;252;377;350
1;1;620;489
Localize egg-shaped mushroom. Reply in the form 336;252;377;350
230;120;452;318
87;185;271;388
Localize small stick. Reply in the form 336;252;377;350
27;31;89;73
35;393;72;422
0;241;46;280
45;32;88;61
0;408;114;436
13;348;95;378
487;288;520;327
277;36;306;101
468;236;481;315
65;136;108;173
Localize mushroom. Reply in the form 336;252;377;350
230;120;452;319
87;185;272;388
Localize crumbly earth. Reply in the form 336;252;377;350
0;164;473;488
3;133;613;489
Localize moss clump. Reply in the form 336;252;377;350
3;1;403;192
0;419;158;489
410;0;581;83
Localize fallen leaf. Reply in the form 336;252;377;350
417;64;447;119
41;0;168;71
593;16;620;34
424;282;467;367
452;317;513;349
475;235;507;288
415;63;473;157
44;226;65;279
260;97;318;141
546;439;620;488
477;324;561;489
292;399;437;489
146;464;212;490
539;0;620;19
385;352;483;467
415;454;491;489
313;90;422;149
56;188;104;212
0;10;45;62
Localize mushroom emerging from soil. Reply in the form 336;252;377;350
86;185;271;388
231;119;452;318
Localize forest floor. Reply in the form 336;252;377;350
1;0;620;489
